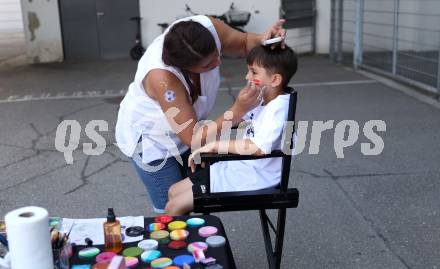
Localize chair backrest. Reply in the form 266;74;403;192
279;87;297;192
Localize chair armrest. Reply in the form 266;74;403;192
200;150;288;163
193;187;299;213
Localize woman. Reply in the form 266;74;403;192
116;14;287;213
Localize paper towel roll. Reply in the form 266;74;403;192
5;206;53;269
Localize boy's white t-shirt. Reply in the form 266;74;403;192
209;94;290;193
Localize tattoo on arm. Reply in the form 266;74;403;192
164;89;176;103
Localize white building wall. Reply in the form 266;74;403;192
20;0;63;63
0;0;25;60
139;0;278;46
140;0;332;55
0;0;23;32
13;0;334;63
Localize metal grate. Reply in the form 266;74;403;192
281;0;316;54
331;0;440;95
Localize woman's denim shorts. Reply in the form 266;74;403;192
131;151;189;213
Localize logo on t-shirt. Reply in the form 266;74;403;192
246;112;255;137
246;125;255;137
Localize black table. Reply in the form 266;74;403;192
69;215;236;269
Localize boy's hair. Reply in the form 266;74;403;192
246;45;298;91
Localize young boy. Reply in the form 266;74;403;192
165;45;298;215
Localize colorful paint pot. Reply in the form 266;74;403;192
122;247;143;257
151;257;173;268
148;222;166;232
138;239;159;251
96;252;116;263
170;229;189;241
140;250;161;263
124;256;139;268
186;217;205;227
168;221;187;231
187;242;208;253
78;247;100;259
198;226;218;237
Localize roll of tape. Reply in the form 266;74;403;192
125;226;145;237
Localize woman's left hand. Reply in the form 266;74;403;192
262;19;287;49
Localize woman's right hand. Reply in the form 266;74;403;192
232;84;261;117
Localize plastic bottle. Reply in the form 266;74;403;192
103;208;122;253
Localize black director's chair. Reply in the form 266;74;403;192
193;88;299;269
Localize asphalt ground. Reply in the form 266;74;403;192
0;56;439;268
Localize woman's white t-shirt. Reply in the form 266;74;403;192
210;94;291;193
115;15;221;164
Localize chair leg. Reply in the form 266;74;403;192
259;209;288;269
274;208;287;269
259;209;277;269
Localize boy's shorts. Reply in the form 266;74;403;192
188;166;210;197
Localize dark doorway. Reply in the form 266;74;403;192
59;0;140;60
